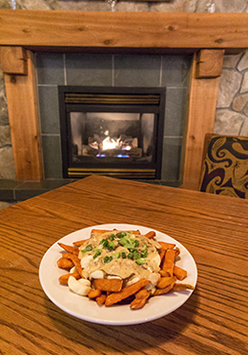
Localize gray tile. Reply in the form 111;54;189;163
161;137;183;181
38;86;60;134
161;55;191;87
42;135;63;179
65;54;112;86
36;53;65;85
164;88;187;136
114;54;161;87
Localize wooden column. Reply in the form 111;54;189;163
0;46;43;181
181;49;224;190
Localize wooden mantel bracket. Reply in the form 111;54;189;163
181;49;225;190
0;46;43;181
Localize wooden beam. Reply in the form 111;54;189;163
181;50;225;190
3;49;43;181
0;10;248;52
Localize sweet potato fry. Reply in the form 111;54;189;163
63;253;84;277
162;249;177;276
94;278;123;292
58;243;78;254
96;293;107;306
154;278;177;295
130;289;150;310
157;276;177;289
159;269;170;277
88;289;102;298
173;283;194;291
57;257;74;270
159;249;166;267
145;231;156;239
73;239;87;247
59;272;81;285
158;241;176;250
173;265;187;281
105;279;150;307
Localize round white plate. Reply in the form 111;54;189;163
39;224;197;326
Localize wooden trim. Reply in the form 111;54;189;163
0;46;27;75
3;50;43;181
181;50;224;190
0;11;248;52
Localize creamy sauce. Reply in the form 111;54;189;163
79;231;161;285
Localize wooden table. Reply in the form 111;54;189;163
1;175;247;355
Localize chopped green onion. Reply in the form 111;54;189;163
103;256;113;263
100;239;108;247
135;258;146;265
116;232;127;238
93;249;102;259
134;240;140;247
121;252;126;259
128;253;134;259
109;234;115;241
108;241;115;250
84;244;93;252
113;252;120;259
141;250;148;258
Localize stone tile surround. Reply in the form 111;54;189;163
1;0;248;205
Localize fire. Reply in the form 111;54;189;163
102;136;121;150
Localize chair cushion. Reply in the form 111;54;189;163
199;136;248;198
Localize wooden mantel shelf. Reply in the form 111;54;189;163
0;10;248;52
0;10;248;188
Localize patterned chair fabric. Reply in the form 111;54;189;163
199;134;248;198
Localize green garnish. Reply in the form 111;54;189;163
112;252;120;259
121;251;126;259
141;250;148;258
135;258;146;265
100;239;108;247
93;249;102;259
134;240;140;247
108;241;116;250
103;256;113;263
116;232;127;238
128;253;134;259
84;244;93;252
109;234;115;241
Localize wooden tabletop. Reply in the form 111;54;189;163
0;175;247;355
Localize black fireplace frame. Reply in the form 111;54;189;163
58;86;166;180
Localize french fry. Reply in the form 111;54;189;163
173;283;195;291
159;248;166;267
154;278;177;295
96;293;107;306
57;257;74;270
157;276;177;289
94;278;123;292
105;279;150;307
58;242;78;254
173;265;187;281
130;288;150;310
59;272;81;285
145;231;156;239
162;249;177;276
159;269;170;277
63;253;84;277
158;241;176;250
88;289;102;299
73;239;87;247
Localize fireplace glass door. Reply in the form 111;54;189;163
59;87;165;179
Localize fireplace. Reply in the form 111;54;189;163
59;86;165;179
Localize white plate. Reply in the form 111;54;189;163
39;224;197;326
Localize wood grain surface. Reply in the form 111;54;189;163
1;10;248;52
0;176;247;355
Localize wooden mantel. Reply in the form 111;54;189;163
1;10;248;188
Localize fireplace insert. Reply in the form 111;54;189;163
58;86;165;179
